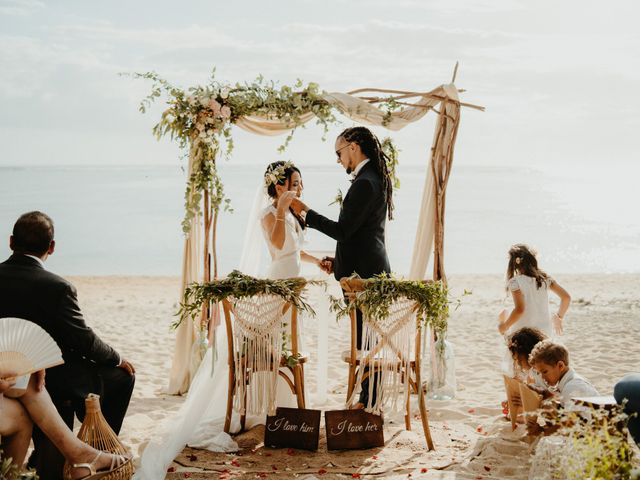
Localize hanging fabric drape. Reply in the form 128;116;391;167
167;147;202;394
167;82;480;394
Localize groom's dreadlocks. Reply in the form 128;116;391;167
339;126;394;220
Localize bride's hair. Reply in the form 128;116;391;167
506;244;549;289
264;161;300;198
338;126;394;220
264;161;305;229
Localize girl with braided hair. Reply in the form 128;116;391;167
290;126;393;409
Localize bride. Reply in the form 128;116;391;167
136;161;323;479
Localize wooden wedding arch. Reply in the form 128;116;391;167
146;65;484;394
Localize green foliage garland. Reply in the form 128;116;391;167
0;450;38;480
178;270;324;367
381;137;401;189
133;71;339;234
177;270;322;328
330;274;450;336
131;70;404;234
535;402;636;479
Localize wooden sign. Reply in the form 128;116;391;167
264;407;321;451
324;409;384;450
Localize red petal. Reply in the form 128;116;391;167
421;468;428;473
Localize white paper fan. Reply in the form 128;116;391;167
0;317;64;377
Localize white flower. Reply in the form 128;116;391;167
199;96;209;107
220;87;229;99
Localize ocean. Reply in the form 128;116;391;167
0;163;638;276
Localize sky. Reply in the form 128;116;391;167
1;0;640;170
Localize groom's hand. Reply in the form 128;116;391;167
290;198;308;216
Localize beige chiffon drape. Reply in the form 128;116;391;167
167;84;462;394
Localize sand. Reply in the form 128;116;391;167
69;274;640;479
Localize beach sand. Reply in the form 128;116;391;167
70;274;640;479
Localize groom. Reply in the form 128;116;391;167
290;126;394;408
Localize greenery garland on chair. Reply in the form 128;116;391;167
177;270;324;367
330;273;450;336
177;270;322;328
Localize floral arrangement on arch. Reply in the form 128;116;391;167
131;71;339;233
131;70;403;234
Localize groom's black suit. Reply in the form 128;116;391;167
305;160;391;281
0;253;134;480
305;161;390;406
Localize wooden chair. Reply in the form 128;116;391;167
340;277;435;450
519;383;542;421
221;294;307;434
503;375;524;430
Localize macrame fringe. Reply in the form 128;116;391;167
349;299;417;416
231;294;285;417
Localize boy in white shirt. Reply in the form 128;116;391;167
528;340;599;405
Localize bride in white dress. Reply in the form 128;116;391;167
136;161;322;479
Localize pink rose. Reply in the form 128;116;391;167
208;99;221;115
220;105;231;119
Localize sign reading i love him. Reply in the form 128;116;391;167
264;407;321;451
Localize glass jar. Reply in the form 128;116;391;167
427;335;456;400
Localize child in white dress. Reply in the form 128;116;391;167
498;244;571;338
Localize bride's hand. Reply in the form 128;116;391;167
277;191;297;213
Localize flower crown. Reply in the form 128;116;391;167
264;161;295;189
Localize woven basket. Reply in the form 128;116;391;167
63;393;133;480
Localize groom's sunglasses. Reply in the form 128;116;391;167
335;143;351;159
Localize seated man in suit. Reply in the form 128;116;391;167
0;211;135;480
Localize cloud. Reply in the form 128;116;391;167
0;0;43;16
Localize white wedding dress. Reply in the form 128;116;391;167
135;206;304;480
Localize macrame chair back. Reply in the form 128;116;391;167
224;294;288;417
63;394;133;480
351;297;419;415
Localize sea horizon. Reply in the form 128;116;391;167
1;163;638;276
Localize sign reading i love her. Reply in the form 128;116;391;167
324;409;384;450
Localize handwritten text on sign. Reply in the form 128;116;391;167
325;409;384;450
264;407;321;451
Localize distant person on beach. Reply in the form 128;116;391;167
0;211;135;480
498;244;571;339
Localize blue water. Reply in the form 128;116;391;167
0;163;638;275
